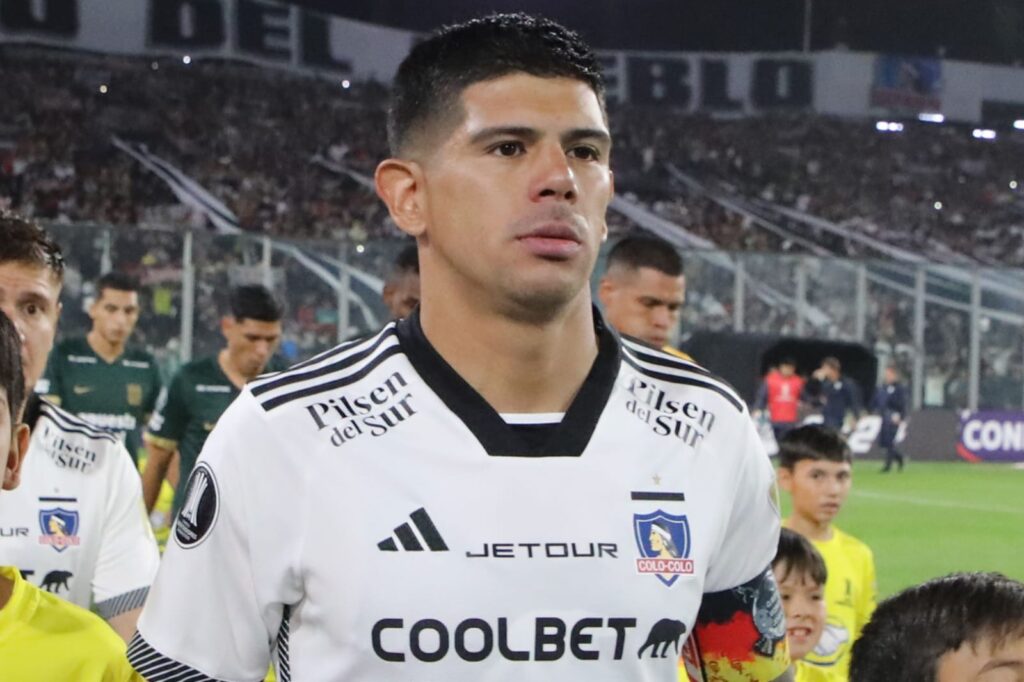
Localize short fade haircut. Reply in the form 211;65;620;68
823;356;841;371
96;272;141;298
605;236;684;278
0;311;25;425
773;528;827;587
387;12;605;156
778;424;853;469
227;285;283;323
850;572;1024;682
0;210;64;282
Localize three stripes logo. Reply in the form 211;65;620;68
378;508;448;552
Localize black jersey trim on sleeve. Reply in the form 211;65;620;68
256;344;403;412
621;346;745;413
250;325;397;398
128;632;246;682
621;336;713;377
38;400;121;444
276;605;292;682
395;307;620;458
95;586;149;619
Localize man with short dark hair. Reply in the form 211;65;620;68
382;243;420;320
131;15;789;681
0;211;159;643
141;284;282;519
806;357;862;431
850;572;1024;682
871;365;908;473
42;271;162;462
598;235;688;354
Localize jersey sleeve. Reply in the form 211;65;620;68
145;371;188;449
704;413;781;592
92;441;161;618
130;393;304;681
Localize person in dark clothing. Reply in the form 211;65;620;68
872;365;908;472
804;357;862;431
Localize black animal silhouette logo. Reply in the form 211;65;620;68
41;570;73;594
637;618;688;658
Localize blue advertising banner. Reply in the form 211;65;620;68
957;411;1024;463
870;55;943;113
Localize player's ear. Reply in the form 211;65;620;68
776;466;793;493
597;277;616;309
376;158;427;238
3;423;30;491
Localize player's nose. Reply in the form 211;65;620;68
530;142;577;203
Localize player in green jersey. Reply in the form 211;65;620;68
43;272;162;460
142;285;282;518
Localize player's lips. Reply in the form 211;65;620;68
516;223;582;259
787;626;814;641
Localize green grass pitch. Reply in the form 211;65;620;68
778;461;1024;598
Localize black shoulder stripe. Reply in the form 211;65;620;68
621;352;745;413
621;340;713;377
41;404;120;444
276;605;292;682
259;344;403;412
251;328;396;398
284;325;392;373
127;632;236;681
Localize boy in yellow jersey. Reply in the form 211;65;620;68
777;425;876;681
773;528;830;682
0;310;139;681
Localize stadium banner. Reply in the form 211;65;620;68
5;2;1024;120
957;411;1024;463
0;0;413;80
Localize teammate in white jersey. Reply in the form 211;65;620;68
0;212;160;642
131;13;791;681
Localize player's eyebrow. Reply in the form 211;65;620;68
467;126;611;148
978;658;1023;673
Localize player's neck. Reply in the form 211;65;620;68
86;330;125;363
0;573;13;611
419;293;599;414
784;513;834;542
217;349;251;390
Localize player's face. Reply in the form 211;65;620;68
773;565;826;661
779;460;852;525
90;288;140;347
383;271;420;320
0;390;30;492
780;363;796;377
936;632;1024;682
222;317;282;379
600;267;685;347
385;74;613;321
0;262;61;391
884;367;898;385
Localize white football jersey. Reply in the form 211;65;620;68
131;313;780;681
0;397;160;617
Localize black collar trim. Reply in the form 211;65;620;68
396;308;621;457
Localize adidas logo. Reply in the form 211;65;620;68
378;508;448;552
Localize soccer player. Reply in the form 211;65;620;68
598;235;690;358
382;243;420;320
870;365;907;473
850;572;1024;682
773;528;829;682
130;14;790;681
755;358;806;442
0;212;159;643
141;284;282;518
41;272;162;461
778;425;877;681
0;310;141;681
805;358;862;431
